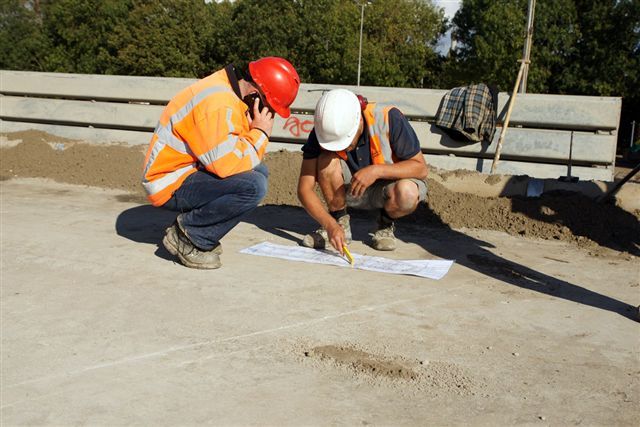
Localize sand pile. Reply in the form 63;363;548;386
1;130;638;255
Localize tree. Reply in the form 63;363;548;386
200;0;235;76
448;0;639;150
221;0;304;73
561;0;639;146
0;0;49;70
108;0;214;77
449;0;639;96
297;0;445;87
1;0;447;86
524;0;579;94
561;1;639;98
447;0;580;93
292;0;360;84
358;0;445;87
216;0;445;87
41;0;132;74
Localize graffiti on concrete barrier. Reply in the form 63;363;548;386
284;116;314;137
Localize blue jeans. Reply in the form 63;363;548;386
162;164;268;250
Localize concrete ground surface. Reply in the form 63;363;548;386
1;178;639;426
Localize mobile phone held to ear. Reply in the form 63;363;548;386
242;93;266;119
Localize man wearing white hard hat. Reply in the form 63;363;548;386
297;88;428;253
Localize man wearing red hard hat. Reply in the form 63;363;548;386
143;57;300;269
297;89;429;255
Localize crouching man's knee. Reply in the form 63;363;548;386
385;179;421;217
246;169;268;206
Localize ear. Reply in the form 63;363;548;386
356;94;368;111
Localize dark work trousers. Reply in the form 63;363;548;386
162;163;268;250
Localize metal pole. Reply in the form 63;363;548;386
519;0;536;93
357;2;365;87
630;120;636;149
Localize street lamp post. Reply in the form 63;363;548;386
357;1;371;87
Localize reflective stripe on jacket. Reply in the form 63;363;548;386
142;68;268;206
337;103;397;164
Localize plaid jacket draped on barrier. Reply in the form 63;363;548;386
434;83;498;144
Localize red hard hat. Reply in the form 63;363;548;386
249;57;300;118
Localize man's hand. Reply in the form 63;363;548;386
350;165;379;198
326;221;347;254
249;97;274;136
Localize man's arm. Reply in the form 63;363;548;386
350;107;428;198
186;100;272;179
350;153;428;198
297;158;347;253
370;152;428;180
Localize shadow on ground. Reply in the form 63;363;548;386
114;200;637;322
246;204;639;322
507;186;640;256
114;204;177;261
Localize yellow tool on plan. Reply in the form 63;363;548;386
342;245;355;266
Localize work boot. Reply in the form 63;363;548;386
163;222;223;255
371;217;396;251
301;214;352;249
162;222;222;269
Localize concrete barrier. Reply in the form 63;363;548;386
1;70;621;181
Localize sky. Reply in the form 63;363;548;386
433;0;462;54
433;0;462;18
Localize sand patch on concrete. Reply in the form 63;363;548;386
300;344;478;395
1;130;638;256
307;345;421;381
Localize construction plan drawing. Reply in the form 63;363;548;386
240;242;454;280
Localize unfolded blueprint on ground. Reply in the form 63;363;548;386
240;242;454;280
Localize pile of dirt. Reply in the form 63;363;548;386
422;180;639;254
1;131;144;192
1;130;638;255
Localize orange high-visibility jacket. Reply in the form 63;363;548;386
142;66;268;207
336;103;399;165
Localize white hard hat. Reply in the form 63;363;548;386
314;89;361;151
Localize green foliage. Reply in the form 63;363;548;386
1;0;636;110
572;0;640;144
562;0;639;98
447;0;580;92
108;0;215;77
290;0;361;84
449;0;638;99
0;0;49;70
223;0;445;87
223;0;303;69
448;0;639;148
525;0;579;93
200;0;234;76
359;0;445;87
0;0;445;85
41;0;132;73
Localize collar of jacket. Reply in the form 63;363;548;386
356;113;369;148
224;64;243;99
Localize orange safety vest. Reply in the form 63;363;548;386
336;103;398;164
142;67;268;206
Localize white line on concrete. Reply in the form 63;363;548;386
3;284;466;401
